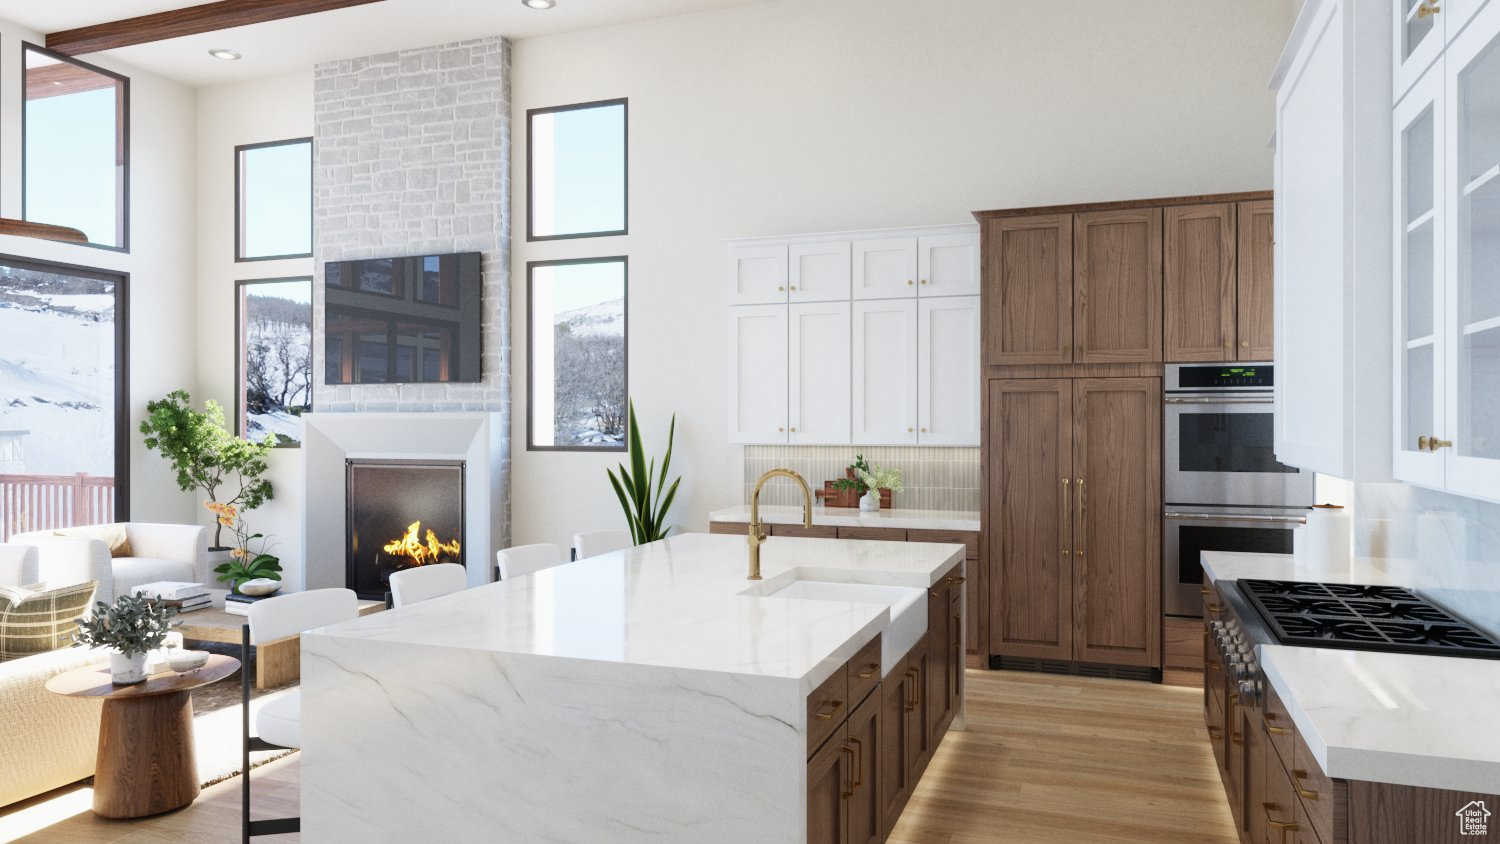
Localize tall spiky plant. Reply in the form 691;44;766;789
607;401;681;545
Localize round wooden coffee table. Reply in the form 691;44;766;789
46;654;240;818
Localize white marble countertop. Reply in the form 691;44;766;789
1203;550;1500;792
310;532;965;693
709;504;980;532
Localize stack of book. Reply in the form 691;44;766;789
224;592;271;617
135;581;211;613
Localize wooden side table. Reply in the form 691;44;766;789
45;655;240;818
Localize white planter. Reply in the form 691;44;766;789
859;491;880;512
110;650;148;685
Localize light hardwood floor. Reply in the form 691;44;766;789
7;669;1235;843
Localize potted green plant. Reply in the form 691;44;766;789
855;463;904;512
606;400;682;545
140;390;275;552
74;593;177;684
209;504;283;596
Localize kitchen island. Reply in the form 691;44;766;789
301;533;966;843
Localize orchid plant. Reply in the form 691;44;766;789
206;501;283;593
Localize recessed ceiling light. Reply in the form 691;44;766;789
522;0;555;8
208;49;242;61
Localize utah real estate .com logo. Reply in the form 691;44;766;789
1458;800;1492;836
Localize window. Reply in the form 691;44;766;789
0;256;128;539
237;278;313;447
528;99;627;240
236;138;313;260
529;258;628;450
23;45;129;251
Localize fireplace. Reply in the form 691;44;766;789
345;459;466;600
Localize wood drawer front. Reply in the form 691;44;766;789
807;663;851;758
837;527;908;542
846;634;883;708
708;521;747;535
771;523;839;539
1262;682;1295;769
1291;727;1334;843
906;529;978;559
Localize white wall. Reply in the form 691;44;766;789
0;19;200;530
194;71;315;589
508;0;1296;549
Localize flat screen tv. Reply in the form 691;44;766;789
324;252;482;384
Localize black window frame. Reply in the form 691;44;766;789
526;98;629;242
234;137;315;262
235;276;314;448
20;43;131;254
0;252;130;520
526;255;629;452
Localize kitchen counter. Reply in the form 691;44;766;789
1203;550;1500;793
709;503;981;532
301;533;966;842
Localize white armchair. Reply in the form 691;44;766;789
10;523;209;603
0;544;39;587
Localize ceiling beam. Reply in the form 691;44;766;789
46;0;388;56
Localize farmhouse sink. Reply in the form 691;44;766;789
756;579;926;677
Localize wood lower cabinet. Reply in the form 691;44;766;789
987;377;1161;670
807;723;852;844
877;662;914;836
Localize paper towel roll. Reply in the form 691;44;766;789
1294;504;1351;573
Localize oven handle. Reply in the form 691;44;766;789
1164;512;1307;525
1164;396;1274;405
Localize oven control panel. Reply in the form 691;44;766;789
1174;364;1274;390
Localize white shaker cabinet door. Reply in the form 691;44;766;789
727;305;788;444
1395;0;1445;100
852;299;918;445
788;241;851;303
727;244;788;305
852;237;919;300
917;232;981;297
788;302;852;444
917;296;981;446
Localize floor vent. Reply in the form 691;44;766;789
989;655;1160;683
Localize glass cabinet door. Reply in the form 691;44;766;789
1398;0;1446;99
1395;65;1447;486
1448;1;1500;500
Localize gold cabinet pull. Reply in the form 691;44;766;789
777;285;785;291
858;664;877;680
841;745;856;798
1430;437;1453;451
1061;478;1071;556
1240;340;1250;348
1206;602;1224;615
1263;804;1298;831
815;700;844;721
1074;478;1085;557
1291;770;1319;800
1207;726;1223;740
919;279;928;285
906;279;914;286
946;575;967;585
1208;660;1222;672
789;285;797;291
905;669;918;712
1263;712;1288;736
1230;730;1243;746
848;736;863;791
1200;586;1212;595
1418;1;1441;18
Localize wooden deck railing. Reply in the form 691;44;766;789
0;473;116;541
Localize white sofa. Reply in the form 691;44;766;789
0;544;103;808
10;523;210;604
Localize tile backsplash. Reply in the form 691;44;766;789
743;446;980;512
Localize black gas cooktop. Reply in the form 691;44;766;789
1240;579;1500;659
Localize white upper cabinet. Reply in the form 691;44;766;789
726;244;788;305
788;241;851;303
1393;61;1447;487
1272;0;1394;481
852;237;920;299
788;302;851;444
917;233;981;297
1395;0;1492;100
917;296;981;445
727;305;788;444
852;299;919;444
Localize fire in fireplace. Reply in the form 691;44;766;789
346;459;465;599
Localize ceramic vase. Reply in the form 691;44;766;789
859;491;880;512
110;650;148;685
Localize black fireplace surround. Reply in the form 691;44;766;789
345;459;465;600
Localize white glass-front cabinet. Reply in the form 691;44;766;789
1395;0;1490;100
1445;1;1500;499
916;297;981;445
788;302;852;444
1394;62;1447;487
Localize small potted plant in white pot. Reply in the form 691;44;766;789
74;593;178;684
856;464;905;512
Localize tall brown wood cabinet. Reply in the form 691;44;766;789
976;191;1267;677
986;377;1161;667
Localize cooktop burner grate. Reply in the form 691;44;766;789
1240;579;1500;658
